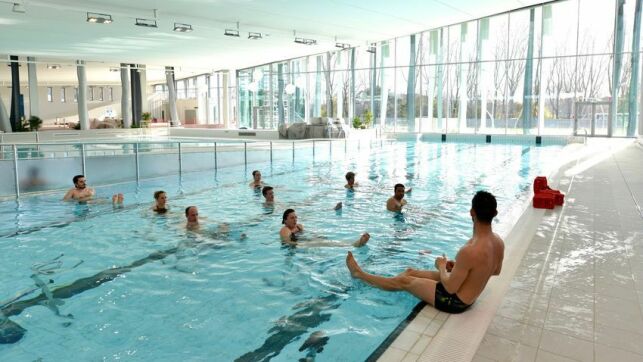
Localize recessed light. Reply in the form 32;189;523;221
47;64;61;70
173;23;192;32
87;12;112;24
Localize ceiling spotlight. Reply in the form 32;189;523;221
173;23;192;32
248;32;262;40
294;37;316;45
109;67;120;72
12;2;26;13
225;29;240;37
47;64;61;70
87;12;113;24
135;18;157;28
335;42;351;50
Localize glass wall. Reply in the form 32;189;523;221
234;0;640;136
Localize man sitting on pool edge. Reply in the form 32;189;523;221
346;191;504;314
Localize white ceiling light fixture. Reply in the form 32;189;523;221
294;37;316;45
173;23;192;32
47;64;61;70
248;32;262;40
225;29;240;37
335;42;351;50
366;43;377;53
87;12;113;24
109;67;120;72
12;2;26;14
136;18;157;28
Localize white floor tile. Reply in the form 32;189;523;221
595;344;643;362
539;329;594;361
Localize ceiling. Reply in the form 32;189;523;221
0;0;546;83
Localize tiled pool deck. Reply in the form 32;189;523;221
378;139;643;362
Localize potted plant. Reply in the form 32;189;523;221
362;110;373;128
141;112;152;128
28;116;43;131
352;116;362;129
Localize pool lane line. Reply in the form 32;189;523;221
0;245;179;344
234;293;342;362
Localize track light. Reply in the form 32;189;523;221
173;23;192;32
294;37;316;45
225;29;240;37
248;32;262;40
366;43;376;53
87;12;112;24
47;64;61;70
12;2;26;13
335;42;351;50
135;18;157;28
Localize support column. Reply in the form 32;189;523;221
478;19;489;132
407;34;417;132
437;30;444;130
370;48;376;124
627;0;642;136
522;8;536;134
0;91;10;133
458;26;468;132
610;0;626;137
27;57;40;118
120;64;131;128
222;72;229;128
277;64;285;124
350;49;356;123
139;65;148;114
165;66;180;126
9;55;21;132
130;65;142;127
76;60;89;130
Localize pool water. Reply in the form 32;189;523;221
0;141;562;361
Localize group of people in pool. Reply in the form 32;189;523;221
63;171;504;314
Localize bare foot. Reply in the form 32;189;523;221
353;232;370;247
334;202;342;210
346;251;363;278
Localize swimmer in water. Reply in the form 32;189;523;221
249;170;264;188
279;208;369;248
345;171;358;190
386;183;410;212
262;186;275;206
185;206;246;240
63;174;123;205
152;190;168;214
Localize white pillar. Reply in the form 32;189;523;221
120;64;131;128
139;65;148;114
0;92;10;132
165;66;180;126
222;72;229;128
27;56;40;118
76;60;89;130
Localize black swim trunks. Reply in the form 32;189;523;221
434;282;471;314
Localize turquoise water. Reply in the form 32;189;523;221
0;141;562;361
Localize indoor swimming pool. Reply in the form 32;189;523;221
0;140;563;361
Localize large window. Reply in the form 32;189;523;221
233;0;639;137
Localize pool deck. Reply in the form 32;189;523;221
377;139;643;362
